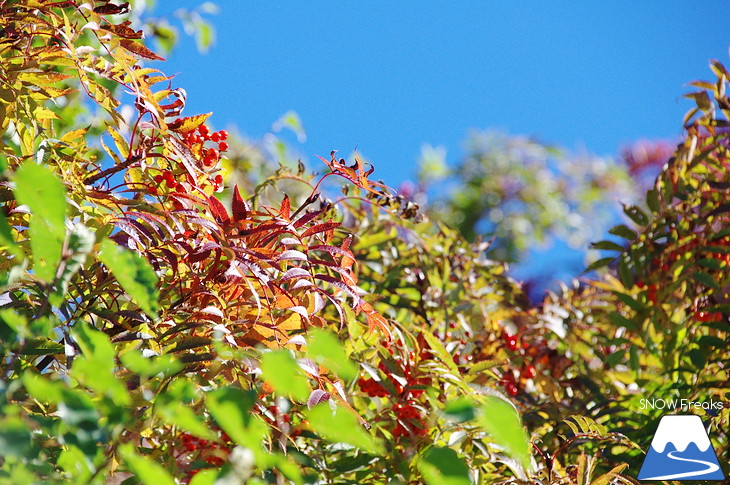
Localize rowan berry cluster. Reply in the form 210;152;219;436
499;329;539;397
166;121;230;192
695;310;723;322
358;336;432;440
179;431;232;483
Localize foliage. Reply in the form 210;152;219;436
417;133;640;263
0;2;728;485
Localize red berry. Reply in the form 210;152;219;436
153;174;164;183
210;132;221;143
506;383;518;396
218;141;229;151
214;174;223;184
198;125;209;136
207;148;219;160
523;364;537;379
148;186;157;195
219;130;228;140
506;336;518;351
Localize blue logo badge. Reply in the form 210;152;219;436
638;415;724;481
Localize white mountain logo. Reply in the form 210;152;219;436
638;414;724;481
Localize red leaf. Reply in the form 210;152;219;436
101;20;143;39
293;209;323;228
301;222;341;238
207;195;230;226
231;185;249;221
280;195;291;221
93;2;129;15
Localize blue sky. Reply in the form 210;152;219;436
157;1;729;186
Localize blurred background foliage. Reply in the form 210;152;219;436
1;1;728;484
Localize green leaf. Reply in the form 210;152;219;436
608;224;638;241
607;311;638;331
417;447;472;485
688;348;706;368
613;292;646;312
646;188;661;213
121;350;182;377
698;258;724;270
622;204;649;226
57;445;94;482
71;323;130;404
260;350;310;401
19;338;64;355
23;372;64;404
53;224;94;297
28;219;63;281
156;401;216;440
307;329;358;381
617;255;633;288
584;256;615;273
443;397;476;423
206;387;265;452
590;240;625;252
479;396;532;473
0;415;32;459
13;163;66;232
693;271;720;290
420;331;460;376
13;163;66;280
189;469;219;485
0;212;22;259
629;344;639;371
98;238;159;317
305;404;383;455
118;443;175;485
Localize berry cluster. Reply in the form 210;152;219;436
499;329;539;397
182;124;229;168
636;280;658;304
695;310;723;322
179;432;230;466
168;120;230;192
392;401;427;438
358;336;432;440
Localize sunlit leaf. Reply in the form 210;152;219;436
118;443;175;485
479;396;532;473
417;447;472;485
307;329;358;381
305;404;383;454
260;349;311;401
13;163;67;280
98;239;159;318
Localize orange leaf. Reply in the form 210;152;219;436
120;39;165;61
168;112;212;134
280;195;291;221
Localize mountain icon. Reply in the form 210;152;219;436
638;414;725;481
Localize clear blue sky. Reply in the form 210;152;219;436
157;1;728;185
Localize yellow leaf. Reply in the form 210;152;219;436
169;113;212;134
61;128;88;144
107;125;129;159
